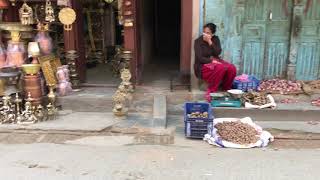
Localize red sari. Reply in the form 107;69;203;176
202;58;237;101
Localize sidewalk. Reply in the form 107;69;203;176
0;87;319;145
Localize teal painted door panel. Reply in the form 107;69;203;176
241;0;292;79
295;0;320;80
241;0;266;78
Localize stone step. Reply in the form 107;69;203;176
168;104;320;122
212;108;320;122
57;87;115;112
152;94;167;128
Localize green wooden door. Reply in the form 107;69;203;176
295;0;320;80
241;0;292;79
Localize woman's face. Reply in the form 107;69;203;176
203;27;213;36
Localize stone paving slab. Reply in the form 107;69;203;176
0;111;119;132
256;121;320;134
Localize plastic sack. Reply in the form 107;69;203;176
204;117;274;148
245;95;277;109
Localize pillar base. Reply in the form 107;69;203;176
287;64;296;81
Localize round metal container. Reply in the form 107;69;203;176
23;75;42;105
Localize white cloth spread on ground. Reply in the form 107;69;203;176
204;117;274;148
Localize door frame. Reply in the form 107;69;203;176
123;0;193;84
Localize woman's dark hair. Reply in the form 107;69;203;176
204;23;217;34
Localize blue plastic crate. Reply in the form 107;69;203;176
184;102;213;122
233;76;260;92
185;119;213;139
184;102;214;138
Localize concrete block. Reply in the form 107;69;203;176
153;94;167;128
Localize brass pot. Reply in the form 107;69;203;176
21;64;41;75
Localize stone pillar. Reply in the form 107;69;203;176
287;1;304;80
191;0;200;91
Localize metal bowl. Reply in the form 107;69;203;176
227;89;244;99
21;64;41;75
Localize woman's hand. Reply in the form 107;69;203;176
203;34;213;45
211;59;222;64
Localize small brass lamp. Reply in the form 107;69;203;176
28;42;41;64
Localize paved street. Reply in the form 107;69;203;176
0;134;320;180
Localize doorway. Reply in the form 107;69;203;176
82;0;123;85
138;0;181;86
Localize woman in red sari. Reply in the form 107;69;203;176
194;23;237;102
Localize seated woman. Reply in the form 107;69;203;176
194;23;237;102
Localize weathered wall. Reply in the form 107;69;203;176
202;0;320;80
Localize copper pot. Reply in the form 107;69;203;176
23;74;42;105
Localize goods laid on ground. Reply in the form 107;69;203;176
242;92;276;109
242;91;269;106
258;79;302;94
301;80;320;95
184;102;213;139
215;121;259;145
311;98;320;107
204;117;274;148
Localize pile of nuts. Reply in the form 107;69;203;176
242;91;269;106
258;79;302;94
311;98;320;107
187;112;209;118
215;121;259;145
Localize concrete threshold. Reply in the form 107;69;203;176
152;94;167;128
213;108;320;122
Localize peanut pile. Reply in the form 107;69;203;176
187;112;209;118
242;91;269;106
215;121;259;145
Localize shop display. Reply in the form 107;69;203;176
65;50;80;90
0;91;58;124
27;42;41;64
19;2;34;25
0;96;15;124
0;67;21;96
58;7;76;31
45;0;55;23
112;90;128;116
35;30;53;55
0;43;6;68
6;41;26;67
56;65;72;96
22;64;42;106
38;55;58;86
258;79;302;94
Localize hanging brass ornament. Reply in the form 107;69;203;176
45;0;55;23
58;7;76;31
19;2;34;25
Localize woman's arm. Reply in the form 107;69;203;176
194;39;212;64
210;36;222;57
